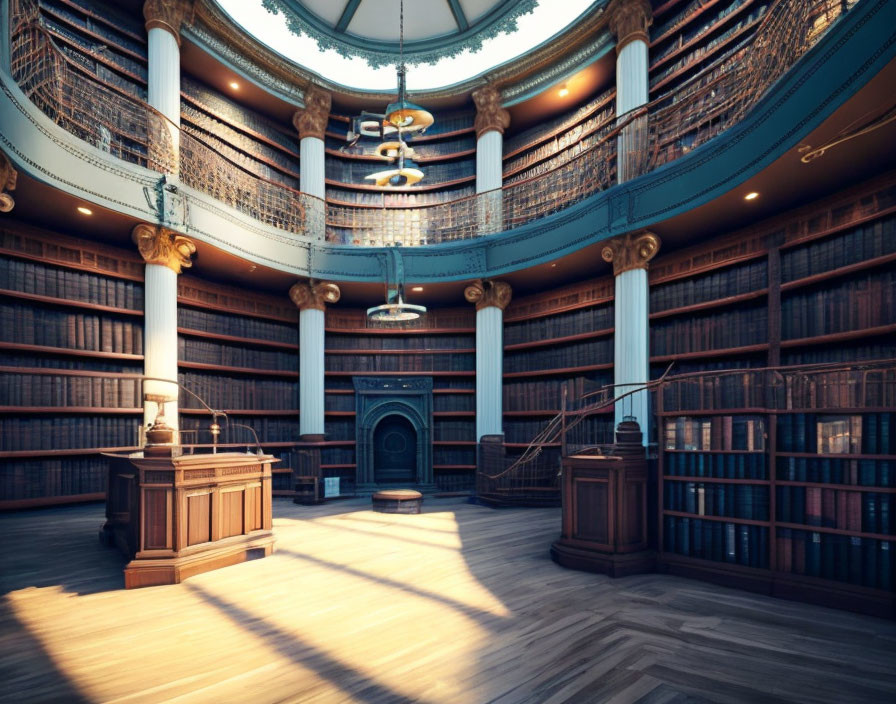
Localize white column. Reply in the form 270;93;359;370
290;281;340;439
465;280;512;441
143;263;179;430
299;307;325;436
476;130;503;193
476;305;504;439
613;267;649;430
602;232;659;445
133;224;195;437
607;0;653;182
293;86;331;242
146;27;180;126
472;85;510;237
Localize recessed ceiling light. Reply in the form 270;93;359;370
558;84;569;97
411;286;424;292
229;81;240;90
76;206;92;215
550;263;557;268
744;192;759;201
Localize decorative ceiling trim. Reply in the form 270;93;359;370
335;0;362;33
259;0;539;68
446;0;469;32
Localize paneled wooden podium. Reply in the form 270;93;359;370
101;451;276;588
551;420;655;577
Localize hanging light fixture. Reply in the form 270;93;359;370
367;250;427;322
348;0;434;187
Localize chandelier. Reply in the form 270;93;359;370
366;250;426;322
347;0;434;187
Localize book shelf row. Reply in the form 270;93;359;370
664;481;770;521
776;486;893;535
1;302;143;353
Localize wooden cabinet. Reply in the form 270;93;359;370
101;451;275;588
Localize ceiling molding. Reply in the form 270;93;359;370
446;0;469;32
335;0;361;33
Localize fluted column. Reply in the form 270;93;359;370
293;85;331;241
602;232;660;441
472;85;510;235
289;281;341;439
0;151;17;213
465;280;512;440
132;224;196;433
606;0;652;182
144;1;192;165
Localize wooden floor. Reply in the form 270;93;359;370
1;499;895;704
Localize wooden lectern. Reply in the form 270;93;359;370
102;451;276;588
551;419;655;577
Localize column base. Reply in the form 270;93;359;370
550;540;656;578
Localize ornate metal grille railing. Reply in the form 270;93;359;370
7;0;852;244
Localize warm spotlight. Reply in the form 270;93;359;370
411;286;424;292
229;81;240;90
76;206;93;215
744;192;760;201
558;84;569;97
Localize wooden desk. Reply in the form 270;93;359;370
102;451;276;588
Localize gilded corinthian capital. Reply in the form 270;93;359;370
601;231;660;276
289;281;341;311
605;0;653;52
0;151;17;213
472;85;510;139
132;223;196;274
292;85;332;141
143;0;194;39
464;279;512;311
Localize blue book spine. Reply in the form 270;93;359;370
737;454;746;480
725;523;737;563
797;458;808;483
834;534;849;582
832;459;844;486
716;484;726;517
756;486;768;522
681;518;691;556
859;460;876;487
822;532;835;580
725;484;736;518
778;486;791;523
879;461;891;489
880;413;891;454
795;414;806;452
880;541;892;592
792;486;806;525
697;453;705;478
712;521;723;561
786;457;796;481
863;493;878;534
864;413;878;454
744;485;754;520
758;527;769;569
849;536;863;584
686;482;697;514
863;538;878;588
738;525;750;566
702;521;713;561
687;452;696;477
807;532;822;577
821;458;832;485
879;494;890;536
726;454;736;479
693;518;703;558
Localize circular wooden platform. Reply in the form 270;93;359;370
372;489;423;514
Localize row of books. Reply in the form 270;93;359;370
0;372;140;408
504;304;614;346
433;395;474;413
664;451;768;480
503;374;612;411
178;337;297;372
650;260;766;313
776;486;892;535
503;114;612;180
777;413;894;454
0;256;143;309
434;471;474;493
503;419;554;444
780;214;895;282
325;334;474;350
326;186;475;207
652;0;753;64
664;416;767;452
325;158;474;185
177;372;298;411
178;308;297;345
504;338;613;374
782;342;896;366
0;416;139;451
650;305;767;355
433;447;476;466
41;0;145;57
650;5;769;90
325;308;474;330
776;529;892;590
0;354;140;373
665;481;770;521
181;76;296;154
179;416;299;444
1;457;108;500
324;394;354;412
433;420;475;441
651;0;711;43
0;303;143;353
320;447;355;465
563;416;615;450
324;419;354;439
504;136;604;186
777;458;892;488
781;270;895;339
663;516;770;569
324;354;474;373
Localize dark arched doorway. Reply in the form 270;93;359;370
373;414;417;485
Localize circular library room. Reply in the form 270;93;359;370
1;0;895;701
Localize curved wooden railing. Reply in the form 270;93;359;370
8;0;849;245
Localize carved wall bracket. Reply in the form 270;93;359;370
0;152;17;213
292;85;332;141
464;279;513;311
472;85;511;139
289;280;341;311
601;231;661;276
605;0;653;52
132;223;196;274
144;0;195;41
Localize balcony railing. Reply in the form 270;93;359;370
7;0;850;246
